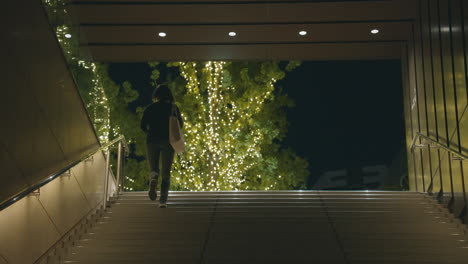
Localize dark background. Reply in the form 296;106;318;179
109;60;406;188
277;60;405;186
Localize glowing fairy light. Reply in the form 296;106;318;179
169;61;284;191
43;0;112;145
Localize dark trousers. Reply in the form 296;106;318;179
146;141;174;202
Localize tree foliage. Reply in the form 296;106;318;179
146;61;309;191
43;0;112;144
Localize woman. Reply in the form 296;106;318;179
140;85;183;208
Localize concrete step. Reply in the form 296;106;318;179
65;191;468;264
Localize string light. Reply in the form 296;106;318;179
44;0;111;145
171;61;280;191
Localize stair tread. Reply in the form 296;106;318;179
64;191;468;264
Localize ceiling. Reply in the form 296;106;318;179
68;0;417;61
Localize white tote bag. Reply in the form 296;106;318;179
169;104;185;153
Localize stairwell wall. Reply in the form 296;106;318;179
0;151;113;264
0;0;99;205
0;0;114;263
404;0;468;221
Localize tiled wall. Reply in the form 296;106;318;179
404;0;468;220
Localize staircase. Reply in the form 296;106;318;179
64;191;468;264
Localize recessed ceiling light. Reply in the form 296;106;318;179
158;32;167;37
299;31;307;36
228;32;237;37
371;29;379;34
65;33;72;39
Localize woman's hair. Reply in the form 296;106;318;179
152;85;174;103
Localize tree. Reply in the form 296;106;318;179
148;61;309;191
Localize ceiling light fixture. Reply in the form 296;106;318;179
299;31;307;36
371;29;379;34
65;33;72;39
158;32;167;37
228;32;237;37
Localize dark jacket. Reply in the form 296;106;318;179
140;101;183;143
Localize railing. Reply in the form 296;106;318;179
410;132;467;219
410;132;468;161
102;136;129;208
0;136;129;211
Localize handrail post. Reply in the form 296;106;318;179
116;141;123;196
103;149;111;209
121;154;125;192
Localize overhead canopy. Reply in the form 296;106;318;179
69;0;416;61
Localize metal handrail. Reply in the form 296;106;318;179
410;132;466;201
0;136;129;211
410;132;467;161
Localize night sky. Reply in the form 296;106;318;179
109;60;405;186
277;60;405;185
